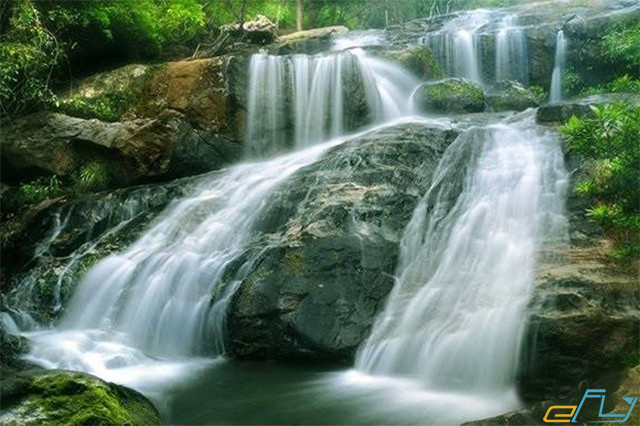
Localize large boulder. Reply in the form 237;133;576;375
518;241;639;402
0;111;177;183
486;80;540;112
415;78;485;114
0;370;159;425
227;122;459;360
381;45;444;80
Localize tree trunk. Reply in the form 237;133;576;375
296;0;303;31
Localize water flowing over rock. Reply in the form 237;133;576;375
354;113;567;414
244;48;418;157
549;30;566;103
2;1;639;424
228;122;459;359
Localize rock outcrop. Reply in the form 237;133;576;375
1;175;200;324
537;93;640;123
415;78;486;114
227;122;459;360
486;80;539;112
0;370;160;425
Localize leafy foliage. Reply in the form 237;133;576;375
561;102;640;254
601;18;640;75
73;161;111;193
581;75;640;97
0;0;62;116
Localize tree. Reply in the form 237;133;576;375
296;0;303;31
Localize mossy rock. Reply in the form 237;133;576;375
485;80;540;112
415;78;485;114
0;370;160;425
56;64;150;122
383;45;444;80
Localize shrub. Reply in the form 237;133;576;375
73;161;111;193
601;19;640;75
0;0;62;116
561;102;640;254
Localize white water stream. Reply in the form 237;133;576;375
550;30;566;102
355;114;567;394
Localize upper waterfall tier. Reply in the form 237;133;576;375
423;9;529;85
245;48;418;157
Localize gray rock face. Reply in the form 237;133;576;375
415;78;486;114
1;175;200;324
486;80;539;112
519;243;639;402
0;112;175;182
537;93;640;123
227;122;459;360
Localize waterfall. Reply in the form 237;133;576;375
424;10;492;84
549;30;566;102
355;114;567;400
245;48;417;157
426;30;481;83
495;15;528;84
23;136;351;381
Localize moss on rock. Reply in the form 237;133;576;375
56;64;150;122
415;78;485;114
384;46;444;80
485;80;539;112
0;370;160;425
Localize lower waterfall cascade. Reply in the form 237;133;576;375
355;113;567;395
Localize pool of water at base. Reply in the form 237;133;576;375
163;360;519;425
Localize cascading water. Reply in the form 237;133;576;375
25;139;348;369
245;48;417;157
549;30;566;102
424;10;491;84
495;14;528;84
354;113;567;415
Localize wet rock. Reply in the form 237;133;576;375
415;78;485;114
227;122;459;360
0;370;160;425
0;111;177;183
519;250;640;402
0;176;200;324
382;45;444;80
536;93;640;123
0;322;31;374
486;80;539;112
271;26;349;55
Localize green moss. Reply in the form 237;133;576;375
11;371;160;425
56;91;135;122
283;251;304;273
396;46;444;80
419;78;485;113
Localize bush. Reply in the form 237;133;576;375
581;75;640;96
73;161;111;193
601;19;640;75
0;0;62;116
561;102;640;253
0;0;205;118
